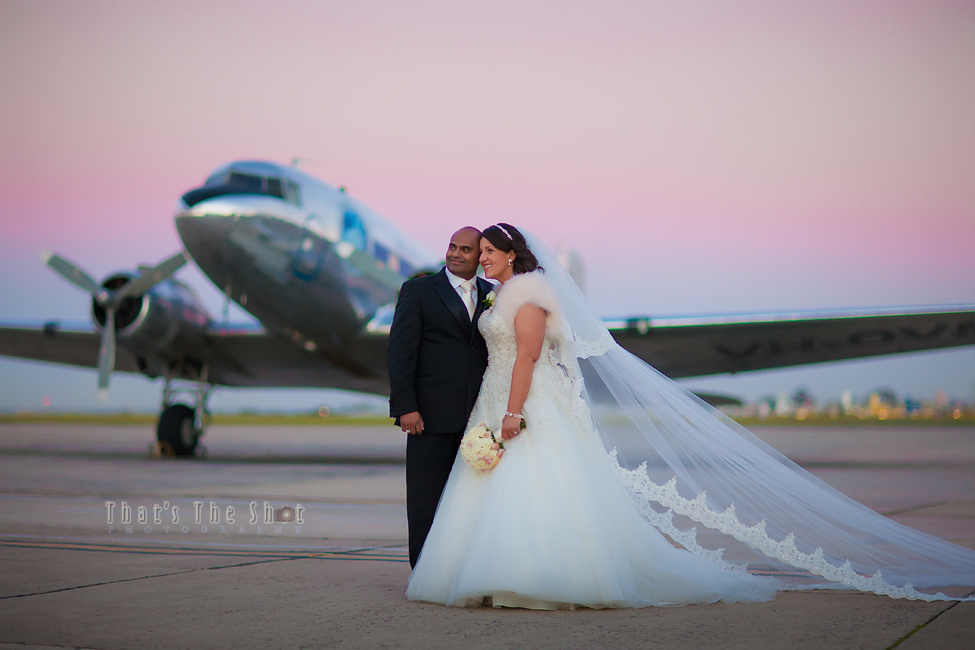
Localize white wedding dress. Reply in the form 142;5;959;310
406;272;778;608
407;235;973;608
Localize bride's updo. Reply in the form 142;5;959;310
481;223;543;275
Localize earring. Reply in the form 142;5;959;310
508;258;513;266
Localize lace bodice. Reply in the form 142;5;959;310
472;272;589;435
474;306;562;431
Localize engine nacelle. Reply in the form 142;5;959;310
91;273;211;376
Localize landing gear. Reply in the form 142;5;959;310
157;404;202;456
155;362;211;458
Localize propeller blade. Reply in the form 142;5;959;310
41;250;100;294
119;251;188;299
96;308;116;403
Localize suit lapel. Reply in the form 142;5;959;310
433;269;471;335
471;277;494;330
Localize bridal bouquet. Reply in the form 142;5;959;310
460;423;505;471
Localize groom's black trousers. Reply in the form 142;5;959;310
406;431;464;568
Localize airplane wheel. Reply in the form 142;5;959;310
156;404;201;457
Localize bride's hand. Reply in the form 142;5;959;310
501;415;521;440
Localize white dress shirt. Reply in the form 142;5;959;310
445;269;478;319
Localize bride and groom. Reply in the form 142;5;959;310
387;224;974;609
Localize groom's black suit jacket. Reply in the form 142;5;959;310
387;269;492;434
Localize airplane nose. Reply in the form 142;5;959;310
176;206;301;292
175;212;234;258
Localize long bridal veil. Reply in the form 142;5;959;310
524;232;974;601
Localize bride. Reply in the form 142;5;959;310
406;223;974;609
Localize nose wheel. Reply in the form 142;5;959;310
155;362;211;457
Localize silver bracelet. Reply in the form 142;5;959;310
505;411;524;420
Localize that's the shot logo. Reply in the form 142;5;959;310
105;500;304;534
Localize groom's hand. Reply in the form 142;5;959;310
401;411;424;435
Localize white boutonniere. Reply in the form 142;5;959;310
481;290;497;310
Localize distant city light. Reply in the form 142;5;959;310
709;384;973;422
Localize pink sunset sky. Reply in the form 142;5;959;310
0;0;972;410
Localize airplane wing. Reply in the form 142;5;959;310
607;306;975;379
2;306;971;394
200;326;389;394
0;321;141;374
0;321;389;394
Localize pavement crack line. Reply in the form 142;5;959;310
886;601;959;649
0;556;300;601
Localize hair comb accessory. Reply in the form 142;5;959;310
497;225;513;240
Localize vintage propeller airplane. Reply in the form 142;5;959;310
1;160;972;455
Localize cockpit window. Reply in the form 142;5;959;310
204;171;228;187
285;181;302;207
265;177;283;198
183;171;298;207
228;172;263;193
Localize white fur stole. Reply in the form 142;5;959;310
492;271;563;341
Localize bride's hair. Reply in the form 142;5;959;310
481;223;543;275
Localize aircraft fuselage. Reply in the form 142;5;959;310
175;161;436;369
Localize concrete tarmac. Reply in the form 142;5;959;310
0;423;972;649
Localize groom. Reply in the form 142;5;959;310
387;227;493;568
